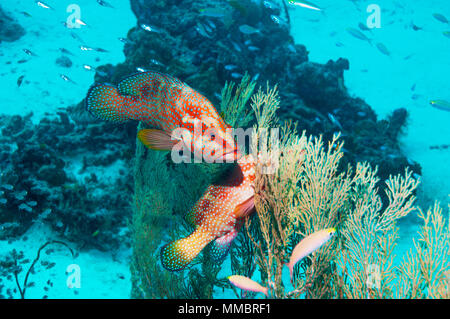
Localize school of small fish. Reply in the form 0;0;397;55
15;0;123;86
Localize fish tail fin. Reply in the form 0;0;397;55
85;84;133;123
161;228;212;271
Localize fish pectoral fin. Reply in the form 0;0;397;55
233;195;255;219
137;129;178;151
161;228;211;271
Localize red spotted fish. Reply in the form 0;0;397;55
85;71;239;162
161;154;256;271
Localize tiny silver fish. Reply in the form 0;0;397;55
271;15;281;24
358;22;372;32
94;47;109;53
26;201;38;207
195;23;211;38
247;46;260;52
60;74;76;84
14;190;27;201
432;13;449;24
140;24;161;33
199;7;227;18
36;1;53;10
23;49;37;57
230;41;242;52
346;28;372;44
83;64;95;71
239;24;260;35
71;32;85;44
136;67;148;73
80;45;94;51
97;0;114;8
376;42;391;56
224;64;237;71
430;100;450;112
287;44;297;53
17;75;25;87
75;18;88;27
263;1;276;9
205;20;216;31
288;0;321;11
149;59;165;66
18;203;32;213
60;48;74;56
327;113;343;130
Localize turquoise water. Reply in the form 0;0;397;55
0;0;448;299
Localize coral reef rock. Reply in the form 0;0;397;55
0;6;26;43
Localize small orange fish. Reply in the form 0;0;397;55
161;154;256;271
86;71;239;162
285;228;336;279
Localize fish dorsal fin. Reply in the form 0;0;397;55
233;195;255;219
137;129;179;151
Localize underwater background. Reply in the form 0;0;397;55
0;0;448;299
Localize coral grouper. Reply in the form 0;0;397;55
161;154;256;271
85;71;239;162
